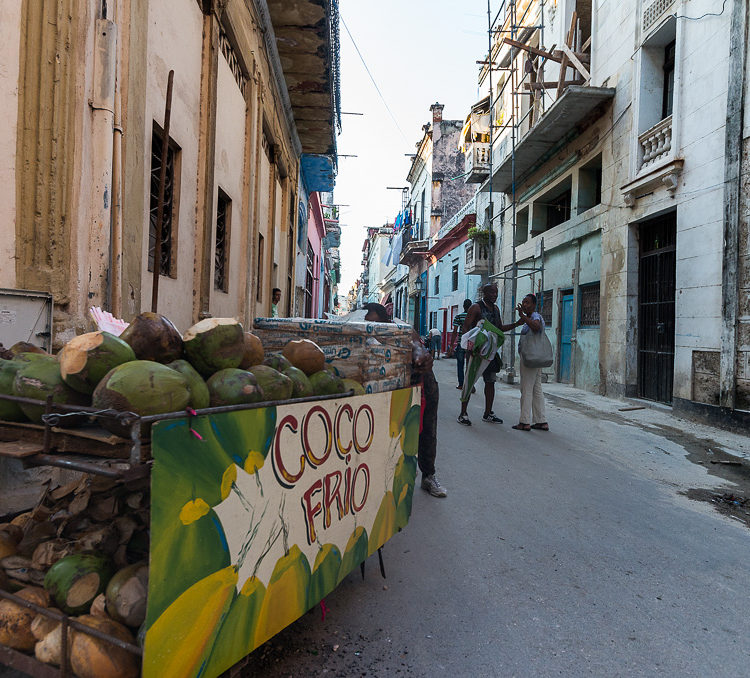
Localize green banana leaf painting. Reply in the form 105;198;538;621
144;387;420;678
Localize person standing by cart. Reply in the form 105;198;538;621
456;284;521;426
271;288;282;317
365;303;447;498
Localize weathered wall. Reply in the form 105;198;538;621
210;51;249;319
0;4;21;289
14;0;92;344
432;120;475;228
596;0;731;404
737;137;750;410
133;0;203;332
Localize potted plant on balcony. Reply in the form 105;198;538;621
467;226;494;245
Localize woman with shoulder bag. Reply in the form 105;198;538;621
512;293;551;432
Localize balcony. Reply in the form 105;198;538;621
638;115;672;170
465;239;489;275
399;234;429;266
484;86;615;194
464;143;491;183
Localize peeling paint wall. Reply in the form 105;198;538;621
738;137;750;409
210;52;248;319
0;4;21;289
4;0;315;344
431;119;476;231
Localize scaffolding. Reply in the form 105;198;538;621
480;0;543;374
482;0;591;374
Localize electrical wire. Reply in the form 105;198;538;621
676;0;728;21
336;8;409;144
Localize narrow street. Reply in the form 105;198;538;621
243;358;750;677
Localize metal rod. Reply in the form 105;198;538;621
23;454;126;478
139;390;354;423
61;616;70;678
151;69;174;313
43;395;53;454
0;393;117;414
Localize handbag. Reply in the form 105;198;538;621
518;329;553;368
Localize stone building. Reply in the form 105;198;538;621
0;0;339;346
400;103;478;337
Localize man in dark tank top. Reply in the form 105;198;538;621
457;284;523;426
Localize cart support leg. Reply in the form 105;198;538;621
377;547;386;579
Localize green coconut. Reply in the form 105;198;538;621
206;368;264;406
183;318;245;377
239;332;265;369
12;360;89;424
341;378;365;396
283;366;313;399
92;361;191;436
58;332;136;394
119;312;183;363
308;370;345;397
263;353;292;372
0;360;27;421
44;553;114;615
246;365;293;402
167;359;210;410
12;352;55;364
105;562;148;627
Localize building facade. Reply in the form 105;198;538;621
459;0;749;425
400;103;479;339
0;0;339;346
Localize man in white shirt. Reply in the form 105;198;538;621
427;326;442;359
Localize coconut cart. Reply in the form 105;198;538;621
0;315;420;678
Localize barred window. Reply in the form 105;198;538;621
452;263;459;291
148;124;180;277
579;282;600;326
540;290;553;326
214;189;231;293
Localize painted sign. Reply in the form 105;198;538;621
143;387;420;678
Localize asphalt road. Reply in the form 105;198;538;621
242;359;750;678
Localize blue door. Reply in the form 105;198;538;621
559;293;574;382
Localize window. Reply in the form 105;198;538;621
451;263;459;291
546;190;571;229
256;234;264;302
434;275;440;295
214;189;230;293
516;206;529;244
533;176;572;234
148;124;180;277
420;189;426;240
541;290;553;326
577;154;602;214
579;282;600;327
662;41;675;119
287;191;296;314
304;242;314;318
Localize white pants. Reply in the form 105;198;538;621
519;361;546;425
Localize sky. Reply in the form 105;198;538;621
335;0;495;295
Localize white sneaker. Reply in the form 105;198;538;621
421;474;447;498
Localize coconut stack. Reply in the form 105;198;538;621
0;473;150;668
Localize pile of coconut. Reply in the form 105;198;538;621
0;314;365;437
0;473;148;676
